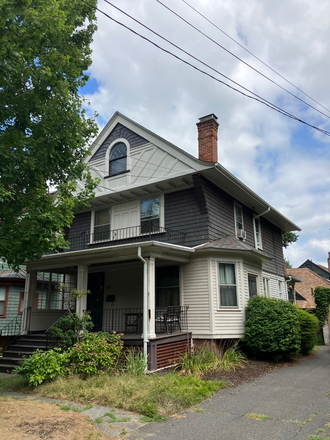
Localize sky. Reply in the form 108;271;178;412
80;0;330;268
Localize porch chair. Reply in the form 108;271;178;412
164;306;182;333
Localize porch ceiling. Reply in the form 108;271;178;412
26;241;195;271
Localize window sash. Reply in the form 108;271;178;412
235;204;243;230
141;198;160;233
219;263;237;307
263;278;270;297
254;218;262;248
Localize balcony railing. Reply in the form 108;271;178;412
87;306;189;335
47;224;186;254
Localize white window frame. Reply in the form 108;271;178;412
105;138;130;178
263;278;270;297
278;281;283;299
248;274;259;299
91;208;111;243
218;262;238;308
234;202;244;236
253;217;263;249
140;195;164;235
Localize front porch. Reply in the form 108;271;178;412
21;241;194;369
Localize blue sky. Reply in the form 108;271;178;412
81;0;330;268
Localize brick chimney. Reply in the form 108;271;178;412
328;252;330;272
196;114;219;162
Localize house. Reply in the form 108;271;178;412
18;112;300;370
286;267;330;310
299;254;330;281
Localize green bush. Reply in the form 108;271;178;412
242;296;301;361
48;312;94;349
13;348;70;387
297;308;318;354
67;332;123;377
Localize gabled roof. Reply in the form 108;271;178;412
195;235;272;263
85;111;300;233
298;259;330;280
318;264;329;273
286;268;330;309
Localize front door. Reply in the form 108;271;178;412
87;272;104;332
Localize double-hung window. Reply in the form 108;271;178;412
278;281;283;299
253;217;262;249
141;197;160;234
234;203;244;235
94;208;111;241
263;278;270;297
0;286;8;317
219;263;237;307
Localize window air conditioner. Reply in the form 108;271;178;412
237;229;246;240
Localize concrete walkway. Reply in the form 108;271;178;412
129;346;330;440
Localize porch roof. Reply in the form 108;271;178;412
26;241;195;271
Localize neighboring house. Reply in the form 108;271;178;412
20;112;300;369
286;268;330;310
299;254;330;281
0;261;26;325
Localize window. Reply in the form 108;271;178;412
0;286;8;317
248;275;258;299
94;208;111;241
156;266;180;307
253;217;262;249
219;263;237;307
109;142;127;176
18;291;25;314
234;203;244;232
263;278;270;297
278;281;283;299
141;197;160;234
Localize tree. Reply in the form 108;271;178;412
282;232;299;248
284;258;292;268
0;0;99;269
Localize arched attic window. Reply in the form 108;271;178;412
109;142;127;176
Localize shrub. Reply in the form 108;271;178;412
67;332;123;377
314;286;330;327
297;308;318;354
242;296;301;361
13;348;70;387
124;349;147;375
48;312;94;349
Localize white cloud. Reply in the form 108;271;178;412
84;0;330;267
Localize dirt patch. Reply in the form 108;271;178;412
204;354;314;387
0;396;110;440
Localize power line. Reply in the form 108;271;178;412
155;0;330;120
80;0;330;137
180;0;330;114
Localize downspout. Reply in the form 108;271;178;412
138;247;148;371
253;206;270;219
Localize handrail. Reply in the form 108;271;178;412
0;307;31;347
45;309;70;349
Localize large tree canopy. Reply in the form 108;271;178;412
0;0;99;269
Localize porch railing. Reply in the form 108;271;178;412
0;307;31;345
87;306;189;335
48;224;186;254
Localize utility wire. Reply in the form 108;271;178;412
80;0;330;136
180;0;330;114
156;0;330;120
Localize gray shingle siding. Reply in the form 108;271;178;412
65;212;91;241
164;189;209;247
89;123;149;162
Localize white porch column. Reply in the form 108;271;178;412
76;265;89;317
147;257;156;339
21;270;37;334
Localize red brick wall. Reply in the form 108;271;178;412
197;117;218;162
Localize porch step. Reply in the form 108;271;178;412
0;332;48;373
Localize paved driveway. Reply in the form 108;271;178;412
129;346;330;440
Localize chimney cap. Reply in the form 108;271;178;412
198;113;218;124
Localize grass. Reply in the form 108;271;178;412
176;344;246;378
0;372;226;417
307;437;330;440
245;413;268;421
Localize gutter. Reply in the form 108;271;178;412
253;207;270;219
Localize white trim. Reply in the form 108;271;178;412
263;277;270;297
217;260;239;309
106;138;130;180
253;217;263;250
234;202;244;238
